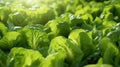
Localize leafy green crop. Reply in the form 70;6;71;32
48;36;83;67
0;0;120;67
45;17;71;38
21;24;49;49
39;52;66;67
0;31;21;49
7;47;44;67
0;22;7;37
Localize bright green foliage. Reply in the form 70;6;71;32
69;29;95;57
84;64;113;67
0;0;120;67
103;46;119;65
52;2;66;16
68;29;86;46
0;22;7;37
22;24;49;49
48;36;83;67
7;47;44;67
39;52;66;67
0;7;11;25
98;37;114;55
7;11;28;27
0;31;21;49
98;37;120;66
103;21;116;28
26;6;55;25
45;18;70;37
80;13;93;23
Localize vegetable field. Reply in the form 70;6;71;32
0;0;120;67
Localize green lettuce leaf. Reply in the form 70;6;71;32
48;36;83;67
84;64;113;67
45;18;70;38
7;11;28;26
69;29;95;57
22;24;50;49
0;22;7;38
7;47;44;67
0;31;21;49
40;52;66;67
